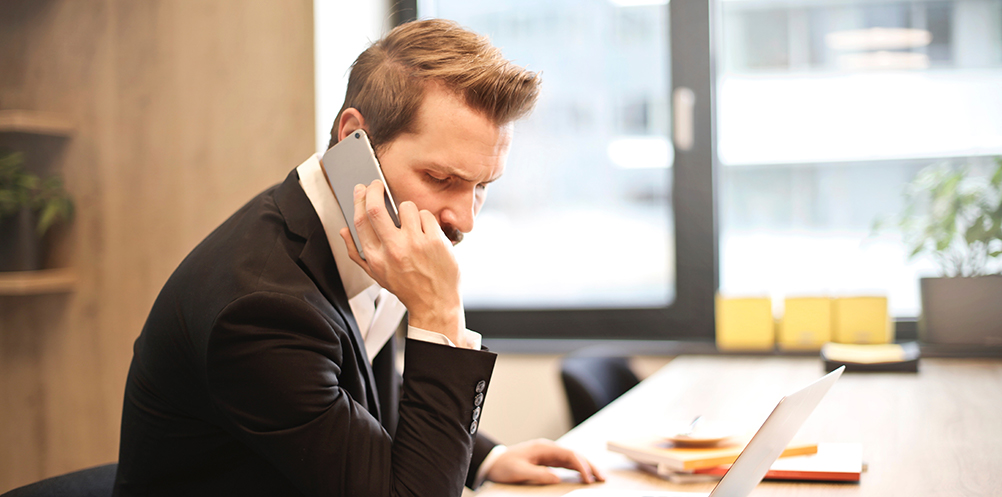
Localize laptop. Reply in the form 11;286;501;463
564;365;845;497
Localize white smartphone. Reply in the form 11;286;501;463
321;129;400;261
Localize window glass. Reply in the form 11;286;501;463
422;0;675;309
716;0;1002;316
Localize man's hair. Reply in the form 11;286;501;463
328;19;541;152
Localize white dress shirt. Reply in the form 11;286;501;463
296;153;500;485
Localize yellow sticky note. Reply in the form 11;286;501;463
716;295;774;351
779;297;832;351
832;297;892;344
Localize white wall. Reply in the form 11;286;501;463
314;0;392;154
477;354;570;444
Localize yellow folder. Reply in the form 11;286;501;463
779;297;832;351
715;295;774;351
832;296;892;344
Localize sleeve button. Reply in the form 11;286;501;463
476;380;486;393
473;393;484;407
469;419;479;435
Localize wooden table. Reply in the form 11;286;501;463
476;356;1002;496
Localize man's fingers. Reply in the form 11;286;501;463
531;445;596;484
589;459;606;482
363;180;396;240
517;464;561;485
352;183;380;257
562;451;595;484
419;209;448;242
398;201;422;233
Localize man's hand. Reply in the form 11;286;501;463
340;180;467;346
487;439;605;485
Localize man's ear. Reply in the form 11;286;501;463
337;108;366;142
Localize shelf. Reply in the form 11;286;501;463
0;110;74;136
0;268;77;295
0;111;76;296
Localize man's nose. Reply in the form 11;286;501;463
440;191;477;234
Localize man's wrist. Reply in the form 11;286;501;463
407;306;465;346
476;444;508;487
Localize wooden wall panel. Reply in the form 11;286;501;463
0;0;315;491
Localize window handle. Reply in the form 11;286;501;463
673;87;695;152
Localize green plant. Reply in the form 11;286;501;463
0;150;74;236
888;157;1002;277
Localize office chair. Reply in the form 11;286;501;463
560;355;640;427
1;463;117;497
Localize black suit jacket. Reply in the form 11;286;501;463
114;169;498;497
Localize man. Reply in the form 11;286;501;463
114;19;602;497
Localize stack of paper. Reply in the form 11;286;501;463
693;443;863;482
608;438;863;483
821;341;920;372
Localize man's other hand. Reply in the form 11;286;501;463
487;439;605;485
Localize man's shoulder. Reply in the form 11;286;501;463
147;167;346;340
170;177;311;293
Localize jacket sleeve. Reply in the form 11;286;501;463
205;292;497;497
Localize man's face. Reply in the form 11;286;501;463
375;85;513;244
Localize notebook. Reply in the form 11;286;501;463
563;365;845;497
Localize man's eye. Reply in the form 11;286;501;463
426;174;449;184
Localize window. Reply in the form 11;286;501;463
716;0;1002;317
399;0;1002;339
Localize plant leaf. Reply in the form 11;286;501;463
992;157;1002;188
966;221;986;245
36;202;59;235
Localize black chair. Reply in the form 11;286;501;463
560;355;640;427
1;463;117;497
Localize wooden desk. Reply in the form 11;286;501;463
476;356;1002;496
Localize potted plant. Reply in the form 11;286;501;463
891;157;1002;346
0;150;74;272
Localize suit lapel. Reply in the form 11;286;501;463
273;169;383;423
